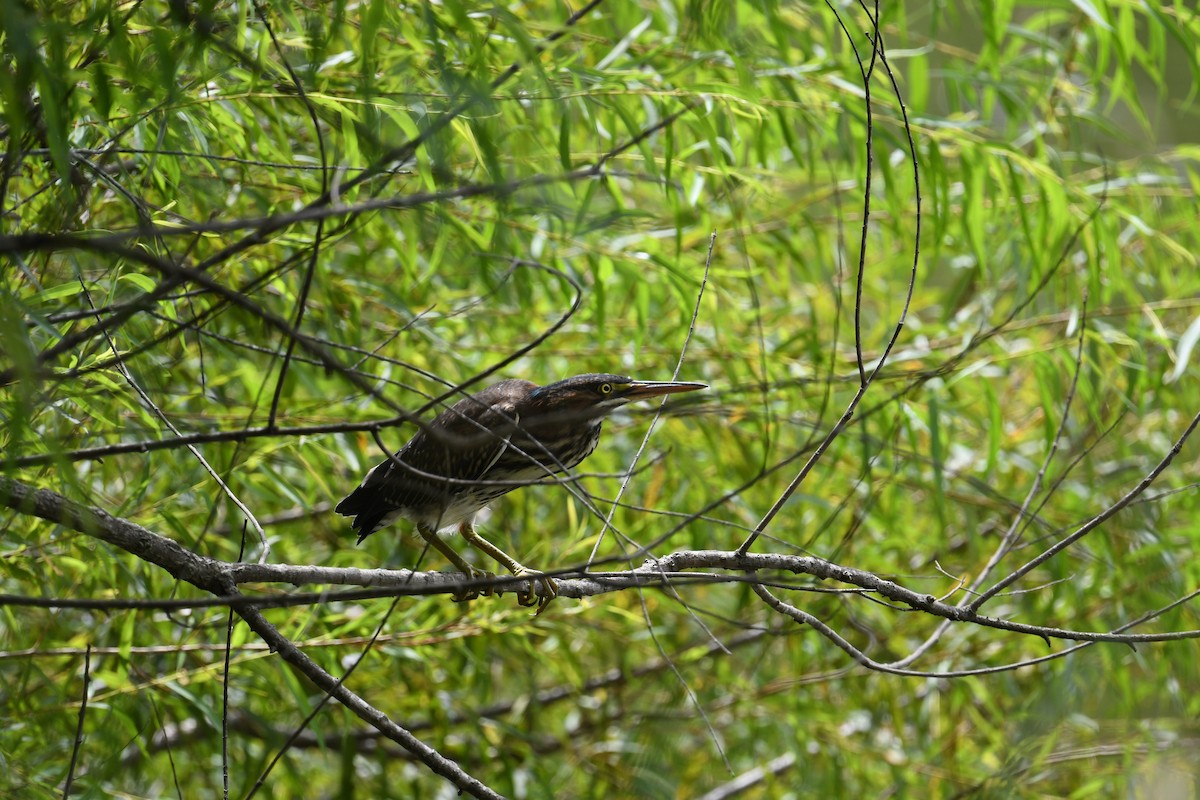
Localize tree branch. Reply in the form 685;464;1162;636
4;475;1198;654
0;476;501;800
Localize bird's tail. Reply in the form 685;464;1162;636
334;487;385;544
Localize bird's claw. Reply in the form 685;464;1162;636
512;567;558;615
450;566;496;603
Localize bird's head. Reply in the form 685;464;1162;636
526;373;706;420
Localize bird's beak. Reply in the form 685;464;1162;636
622;380;707;400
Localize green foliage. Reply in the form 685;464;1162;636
2;1;1199;797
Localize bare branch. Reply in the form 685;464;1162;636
0;476;502;799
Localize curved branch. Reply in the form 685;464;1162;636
4;474;1198;655
0;476;500;800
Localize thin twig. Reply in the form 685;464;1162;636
246;596;405;797
76;278;269;560
253;0;329;430
0;476;501;799
221;525;248;799
737;2;921;554
888;295;1092;668
695;752;796;800
971;408;1200;610
62;645;91;799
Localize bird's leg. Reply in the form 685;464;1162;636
457;521;558;613
415;523;494;602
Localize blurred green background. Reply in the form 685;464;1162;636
2;1;1199;797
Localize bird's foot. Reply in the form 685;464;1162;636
450;566;496;603
512;567;558;615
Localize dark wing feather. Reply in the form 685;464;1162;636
336;381;533;539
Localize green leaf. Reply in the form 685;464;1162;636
1167;313;1200;385
558;111;572;170
1069;0;1112;31
118;273;157;294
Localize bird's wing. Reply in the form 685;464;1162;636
386;397;521;483
474;408;518;479
336;387;530;538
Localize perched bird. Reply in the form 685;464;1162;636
336;373;706;610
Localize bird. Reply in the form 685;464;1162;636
336;373;706;611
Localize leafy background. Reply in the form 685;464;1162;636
2;1;1199;797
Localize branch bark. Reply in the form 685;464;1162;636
0;476;503;800
6;476;1200;654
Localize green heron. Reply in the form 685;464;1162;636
336;373;706;610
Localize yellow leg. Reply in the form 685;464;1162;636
415;523;494;602
457;522;558;613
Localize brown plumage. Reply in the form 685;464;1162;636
336;373;706;610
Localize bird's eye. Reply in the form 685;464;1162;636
599;383;613;395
